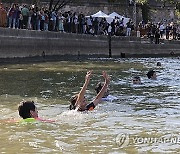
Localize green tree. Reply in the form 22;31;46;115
109;0;179;22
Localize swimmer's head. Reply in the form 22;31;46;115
95;82;103;94
69;94;78;110
69;94;88;110
147;70;157;80
95;82;109;97
157;62;161;66
132;76;141;84
18;101;38;119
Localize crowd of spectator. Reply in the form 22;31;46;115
0;2;179;43
138;21;180;43
0;3;136;36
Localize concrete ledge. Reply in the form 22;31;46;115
0;27;179;59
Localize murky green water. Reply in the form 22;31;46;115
0;58;180;153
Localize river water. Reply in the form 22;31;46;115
0;58;180;153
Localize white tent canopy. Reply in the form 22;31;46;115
86;11;130;25
91;10;109;18
109;12;122;19
109;12;130;26
121;17;130;26
86;11;113;23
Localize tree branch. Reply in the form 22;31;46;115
53;0;63;11
55;0;73;12
49;0;54;12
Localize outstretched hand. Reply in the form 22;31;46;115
102;71;110;84
85;70;92;82
92;71;110;106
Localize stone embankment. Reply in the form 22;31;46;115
0;28;179;61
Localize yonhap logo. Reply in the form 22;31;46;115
115;133;130;148
115;133;180;148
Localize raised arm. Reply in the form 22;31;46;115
92;71;110;106
75;71;92;107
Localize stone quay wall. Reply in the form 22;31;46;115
0;28;179;60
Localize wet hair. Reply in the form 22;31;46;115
18;101;36;119
95;82;103;94
157;62;161;66
133;76;141;80
147;70;155;79
133;76;141;82
69;94;78;110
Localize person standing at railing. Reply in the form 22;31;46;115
172;24;177;40
7;3;16;28
28;6;33;30
31;8;37;30
51;10;57;31
58;12;64;32
0;3;7;27
16;4;21;29
159;23;165;39
44;10;49;31
12;4;19;29
155;30;160;44
37;7;41;31
165;24;170;40
126;19;132;36
40;10;45;31
111;19;115;36
21;4;29;29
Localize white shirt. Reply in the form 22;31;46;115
159;24;165;31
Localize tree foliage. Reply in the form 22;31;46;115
109;0;179;20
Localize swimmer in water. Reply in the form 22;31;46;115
94;82;118;101
147;70;157;80
95;82;109;98
157;62;161;66
132;76;142;84
18;101;54;123
69;71;110;111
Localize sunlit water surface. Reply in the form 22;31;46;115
0;58;180;153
